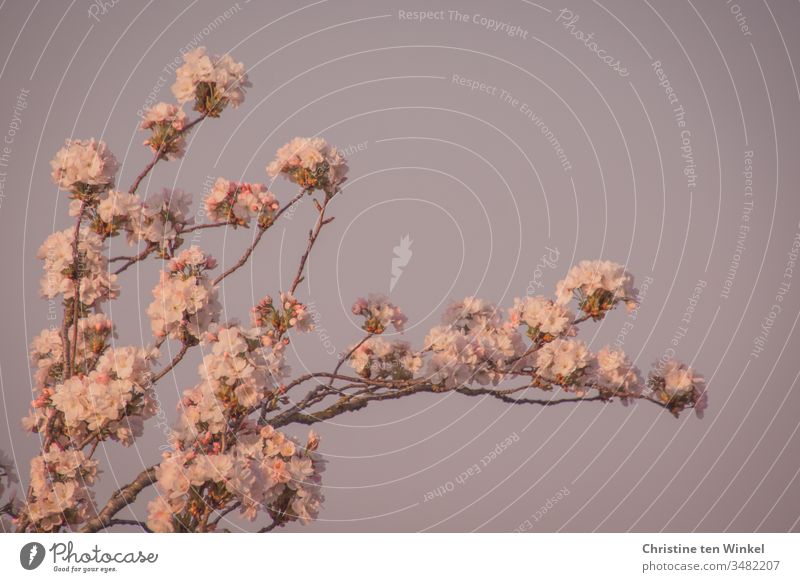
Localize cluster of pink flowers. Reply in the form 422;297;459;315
171;47;250;116
588;346;643;401
347;337;422;381
351;294;407;334
204;178;279;228
37;227;119;307
25;341;156;445
27;449;98;531
130;188;194;257
140;102;187;159
252;292;315;347
28;314;114;399
649;359;707;417
510;295;575;340
424;300;527;390
50;139;118;193
147;246;221;343
555;260;637;317
534;338;592;387
91;189;141;237
147;324;323;532
148;426;324;532
267;136;348;194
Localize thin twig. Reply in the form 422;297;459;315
289;195;333;295
128;115;207;195
212;190;305;287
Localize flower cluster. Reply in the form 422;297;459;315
510;295;574;341
37;227;119;307
267;136;348;194
140;102;187;159
251;292;314;347
50;139;118;193
534;338;592;388
347;337;422;381
26;345;156;447
147;426;324;532
441;296;501;332
351;294;407;334
424;299;527;390
555;260;637;318
588;346;642;401
147;325;323;532
147;246;220;343
29;313;114;391
172;47;250;117
649;359;707;417
204;178;279;228
91;189;142;238
130;188;194;257
26;449;98;532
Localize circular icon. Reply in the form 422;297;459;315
19;542;46;570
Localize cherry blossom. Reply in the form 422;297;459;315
172;47;250;116
267;136;348;194
351;293;407;334
204;177;279;228
37;227;118;307
649;359;707;418
140;102;187;159
50;139;118;192
556;260;637;317
147;245;220;343
348;337;422;381
130;188;193;257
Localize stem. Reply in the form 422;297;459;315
211;190;305;287
289;194;333;295
150;343;189;385
128;115;207;195
79;466;158;532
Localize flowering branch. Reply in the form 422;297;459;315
15;46;706;535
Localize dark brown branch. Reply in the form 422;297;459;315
150;343;189;385
79;466;158;532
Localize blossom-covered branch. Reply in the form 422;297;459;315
13;46;706;534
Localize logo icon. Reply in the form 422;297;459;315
390;234;413;292
20;542;46;570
